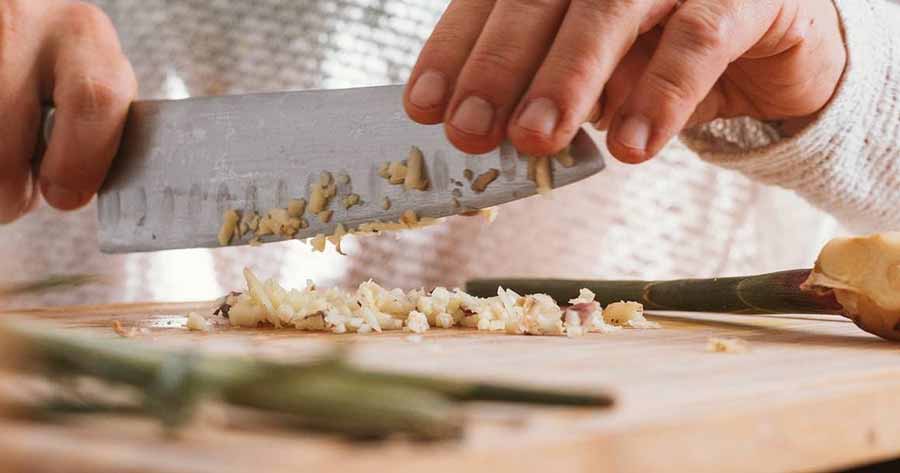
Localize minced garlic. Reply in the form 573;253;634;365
565;289;618;336
112;320;136;338
318;210;333;224
378;162;391;178
186;312;210;331
471;169;499;193
319;171;333;187
555;146;575;168
342;194;361;209
226;268;649;338
308;186;327;214
603;301;660;329
309;234;327;252
287;199;306;217
327;223;348;254
400;209;418;225
534;156;552;195
405;311;430;334
218;209;240;245
260;208;302;238
387;161;408;185
404;146;429;191
238;211;259;237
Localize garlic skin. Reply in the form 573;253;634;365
802;233;900;340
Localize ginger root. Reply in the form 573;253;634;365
802;233;900;340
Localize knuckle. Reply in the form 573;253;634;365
507;0;560;13
54;156;104;188
467;43;527;77
672;6;731;55
426;23;468;50
545;48;602;87
570;0;640;19
59;1;115;39
44;162;103;197
60;71;134;120
643;67;695;104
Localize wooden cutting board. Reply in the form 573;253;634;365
2;303;900;473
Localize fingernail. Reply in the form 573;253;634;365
41;180;87;210
615;115;652;151
450;96;494;135
409;70;447;109
517;98;559;136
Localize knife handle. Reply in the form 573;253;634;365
33;105;55;170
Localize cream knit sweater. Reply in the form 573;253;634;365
1;0;897;306
684;0;900;234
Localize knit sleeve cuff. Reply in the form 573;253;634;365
679;0;898;231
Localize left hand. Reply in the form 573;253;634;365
403;0;846;163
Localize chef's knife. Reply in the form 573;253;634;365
44;84;605;253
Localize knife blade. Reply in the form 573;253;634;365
93;84;605;253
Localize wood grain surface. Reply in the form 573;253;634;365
2;303;900;473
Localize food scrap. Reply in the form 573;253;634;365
317;210;334;224
186;312;210;332
287;198;306;217
471;169;500;193
218;209;240;245
403;146;429;191
533;156;552;195
308;177;334;214
112;320;137;338
706;337;749;353
385;161;408;185
554;146;575;167
342;193;361;209
258;208;305;238
603;301;660;329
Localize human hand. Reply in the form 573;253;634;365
0;0;136;223
403;0;846;163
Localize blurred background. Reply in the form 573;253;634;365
0;0;851;308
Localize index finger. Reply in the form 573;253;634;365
507;0;677;156
38;2;136;211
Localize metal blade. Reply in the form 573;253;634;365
98;85;604;253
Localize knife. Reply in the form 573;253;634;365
42;84;605;253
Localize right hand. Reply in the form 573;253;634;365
0;0;136;223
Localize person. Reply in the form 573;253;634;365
0;0;897;306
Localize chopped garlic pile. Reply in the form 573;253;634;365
223;269;657;337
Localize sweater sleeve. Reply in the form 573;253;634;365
679;0;900;233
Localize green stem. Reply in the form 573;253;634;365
0;274;106;297
340;369;612;407
2;320;613;440
466;269;844;315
